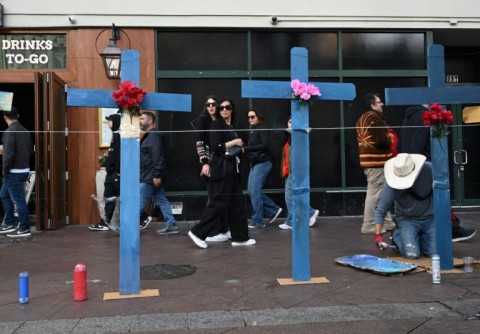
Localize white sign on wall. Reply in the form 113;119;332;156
0;34;66;69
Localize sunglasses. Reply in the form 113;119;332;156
247;115;256;119
205;102;217;107
219;105;233;111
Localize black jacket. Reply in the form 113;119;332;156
2;121;32;176
140;128;166;183
398;105;431;160
209;118;240;181
244;122;271;166
106;116;121;174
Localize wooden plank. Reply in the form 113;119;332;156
290;48;311;281
277;277;329;285
103;289;160;301
141;93;191;112
385;86;480;105
241;81;355;101
119;137;141;294
67;89;117;108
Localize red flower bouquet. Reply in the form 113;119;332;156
421;103;454;138
111;80;147;116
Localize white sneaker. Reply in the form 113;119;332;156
309;210;320;227
225;230;231;239
278;223;292;230
268;208;283;224
231;238;256;246
188;231;208;249
206;233;229;242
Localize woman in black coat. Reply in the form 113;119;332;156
188;98;256;248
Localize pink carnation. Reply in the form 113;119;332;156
291;79;321;103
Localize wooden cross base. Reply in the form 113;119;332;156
103;289;160;301
277;277;329;286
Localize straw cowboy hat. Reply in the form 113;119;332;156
384;153;427;190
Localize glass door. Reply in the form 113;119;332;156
450;104;480;207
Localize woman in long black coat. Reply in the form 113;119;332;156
188;98;255;248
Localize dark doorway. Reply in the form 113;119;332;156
0;83;36;219
0;83;35;170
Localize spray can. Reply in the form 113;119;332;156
73;262;87;301
432;254;441;284
18;272;29;304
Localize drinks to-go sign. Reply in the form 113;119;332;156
0;34;66;69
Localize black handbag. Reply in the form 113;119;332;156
224;145;242;159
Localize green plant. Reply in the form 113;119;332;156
98;152;108;168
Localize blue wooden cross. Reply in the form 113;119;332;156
67;50;191;294
385;44;480;270
242;47;355;281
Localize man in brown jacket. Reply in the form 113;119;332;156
356;93;395;234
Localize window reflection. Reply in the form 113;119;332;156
342;32;425;70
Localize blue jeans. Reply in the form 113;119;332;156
0;173;30;231
284;175;315;226
139;183;176;227
247;161;280;226
392;215;436;259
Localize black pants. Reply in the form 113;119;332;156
191;170;249;242
104;172;120;222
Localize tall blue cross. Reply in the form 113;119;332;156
385;44;480;269
242;47;355;281
67;50;191;294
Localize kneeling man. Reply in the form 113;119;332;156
374;153;435;259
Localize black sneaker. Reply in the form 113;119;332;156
88;219;109;231
7;229;31;238
0;225;17;234
140;216;153;230
156;225;180;235
452;226;476;243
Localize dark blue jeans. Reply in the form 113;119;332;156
284;175;315;226
0;172;30;231
139;183;176;228
247;161;280;226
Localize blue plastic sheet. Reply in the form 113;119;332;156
335;254;417;275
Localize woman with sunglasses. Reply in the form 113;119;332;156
243;108;282;228
188;98;256;248
190;95;229;242
191;95;219;179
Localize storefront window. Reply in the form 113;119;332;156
342;32;425;70
155;30;431;202
251;32;338;70
157;31;247;71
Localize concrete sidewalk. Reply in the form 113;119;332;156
0;213;479;333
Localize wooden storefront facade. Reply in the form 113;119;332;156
0;28;156;228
